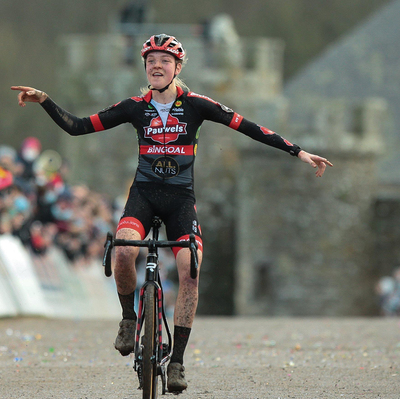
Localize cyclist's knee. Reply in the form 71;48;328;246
115;228;141;267
115;247;139;268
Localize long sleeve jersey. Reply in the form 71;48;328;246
41;86;301;190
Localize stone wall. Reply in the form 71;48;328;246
235;98;386;316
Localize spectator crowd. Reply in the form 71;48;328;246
0;137;178;313
0;137;117;266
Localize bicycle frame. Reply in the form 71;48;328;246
134;218;172;392
102;216;198;396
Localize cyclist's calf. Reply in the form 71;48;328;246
174;248;202;327
176;248;202;285
114;228;142;295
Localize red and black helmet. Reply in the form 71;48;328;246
141;34;186;60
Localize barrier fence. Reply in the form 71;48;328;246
0;234;120;319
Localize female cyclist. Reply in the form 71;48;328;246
11;33;332;392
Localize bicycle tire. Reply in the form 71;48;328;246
142;284;158;399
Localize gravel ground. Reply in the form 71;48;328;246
0;317;399;399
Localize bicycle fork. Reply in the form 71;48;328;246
134;254;173;392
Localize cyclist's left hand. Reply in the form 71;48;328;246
297;150;333;177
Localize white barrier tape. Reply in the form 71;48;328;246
0;256;18;317
0;235;120;319
0;235;51;317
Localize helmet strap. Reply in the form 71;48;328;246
148;75;176;94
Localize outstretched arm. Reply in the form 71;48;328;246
297;150;333;177
11;85;130;136
11;85;95;135
189;93;333;176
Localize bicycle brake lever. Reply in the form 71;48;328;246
103;232;114;277
189;234;198;279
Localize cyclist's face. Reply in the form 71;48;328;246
146;52;181;89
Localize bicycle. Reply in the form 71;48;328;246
102;216;199;398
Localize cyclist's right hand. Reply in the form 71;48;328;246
10;86;48;107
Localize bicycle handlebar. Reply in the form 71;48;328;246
102;233;199;279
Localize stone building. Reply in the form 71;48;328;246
284;0;400;288
235;97;386;316
54;10;394;315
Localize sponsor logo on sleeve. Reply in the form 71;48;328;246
188;92;219;104
229;113;243;129
220;104;233;113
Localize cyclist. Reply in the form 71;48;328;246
11;33;332;392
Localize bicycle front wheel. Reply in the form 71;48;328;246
142;284;158;399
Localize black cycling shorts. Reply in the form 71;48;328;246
117;182;203;256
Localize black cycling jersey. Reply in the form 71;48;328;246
41;87;301;190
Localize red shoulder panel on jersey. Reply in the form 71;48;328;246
90;114;105;131
229;113;243;130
